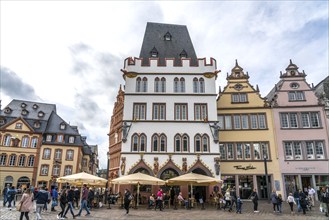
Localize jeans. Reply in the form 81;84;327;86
277;203;282;212
296;198;301;211
58;202;66;217
36;204;44;220
64;201;75;217
77;199;90;216
3;195;7;206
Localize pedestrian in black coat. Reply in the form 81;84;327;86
124;189;132;214
249;188;259;212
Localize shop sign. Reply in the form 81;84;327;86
295;167;315;171
233;165;256;170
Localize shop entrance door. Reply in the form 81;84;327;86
301;176;312;193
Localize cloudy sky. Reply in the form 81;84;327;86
1;1;328;169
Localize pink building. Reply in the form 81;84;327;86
267;60;329;200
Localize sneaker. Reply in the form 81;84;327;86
254;210;259;212
57;215;60;219
85;213;90;216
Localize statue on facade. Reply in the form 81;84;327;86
210;122;220;143
122;122;131;143
153;157;159;175
214;157;220;175
120;157;126;175
182;158;187;173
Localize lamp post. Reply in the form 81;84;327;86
263;154;270;202
106;152;111;208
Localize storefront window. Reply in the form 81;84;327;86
315;175;329;197
221;175;235;190
239;175;253;199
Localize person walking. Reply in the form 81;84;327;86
155;189;163;211
2;184;10;207
320;186;329;217
293;189;301;212
7;186;17;210
223;188;231;211
87;188;95;210
249;188;259;212
74;187;80;209
287;192;296;214
236;196;243;214
62;186;76;219
51;187;59;211
124;189;132;214
299;189;307;215
277;194;283;213
229;186;237;212
57;187;68;219
18;188;34;220
75;184;90;217
35;186;49;220
271;189;278;213
307;186;316;207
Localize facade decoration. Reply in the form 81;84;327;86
120;157;126;175
182;158;187;173
153;157;159;175
214;157;220;175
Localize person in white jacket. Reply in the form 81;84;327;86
287;193;296;214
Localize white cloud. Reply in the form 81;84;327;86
1;1;328;169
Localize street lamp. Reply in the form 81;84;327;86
263;154;270;202
106;152;111;208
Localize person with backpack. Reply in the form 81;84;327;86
57;187;68;219
7;186;17;210
124;189;132;214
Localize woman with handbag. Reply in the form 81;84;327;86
18;188;34;220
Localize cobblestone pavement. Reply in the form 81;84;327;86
0;200;327;220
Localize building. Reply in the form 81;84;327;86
0;99;98;191
216;61;282;199
266;60;329;200
314;76;329;119
108;85;124;183
118;22;221;200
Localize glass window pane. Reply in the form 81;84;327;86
251;115;258;129
225;116;232;129
290;113;298;128
234;115;241;129
293;142;302;159
310;112;320;127
227;144;234;159
280;113;289;128
258;114;266;129
220;144;226;160
241;115;249;129
244;143;251;159
236;143;243;159
301;113;310;127
253;143;261;160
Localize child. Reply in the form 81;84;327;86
236;196;243;214
277;194;283;213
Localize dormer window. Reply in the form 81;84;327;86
38;111;45;118
150;47;158;58
15;123;23;129
34;121;41;128
21;103;27;108
33;104;39;109
21;109;29;116
4;107;12;114
60;123;66;130
0;118;5;125
164;32;172;41
179;49;187;58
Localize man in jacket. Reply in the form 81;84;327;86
63;186;76;219
75;184;90;217
35;186;49;220
7;186;17;210
2;184;10;207
51;187;59;211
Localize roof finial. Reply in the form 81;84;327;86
290;59;293;64
235;59;238;66
256;84;259;92
280;71;282;77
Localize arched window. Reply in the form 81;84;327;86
18;155;26;166
193;78;199;93
142;77;148;92
199;78;205;93
136;77;141;92
27;155;35;167
161;77;166;92
21;136;29;148
174;77;179;93
9;154;17;166
132;134;138;152
195;135;201;152
182;134;189;152
175;134;181;152
160;134;166;152
154;77;160;92
0;154;7;166
152;135;159;152
180;78;185;92
140;134;146;152
202;135;209;152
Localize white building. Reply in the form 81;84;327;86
119;22;221;199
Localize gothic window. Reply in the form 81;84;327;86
195;135;201;152
193;78;198;93
174;77;179;93
136;77;142;92
182;134;189;152
161;77;166;92
175;134;181;152
199;78;205;93
154;77;160;92
142;77;148;92
180;78;185;92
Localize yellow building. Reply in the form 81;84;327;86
217;61;282;199
0;100;98;192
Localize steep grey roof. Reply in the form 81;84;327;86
45;111;79;135
266;80;284;101
315;76;329;99
89;145;98;155
0;99;56;120
139;22;197;66
82;145;92;155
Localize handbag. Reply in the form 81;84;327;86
250;196;255;200
16;202;22;211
